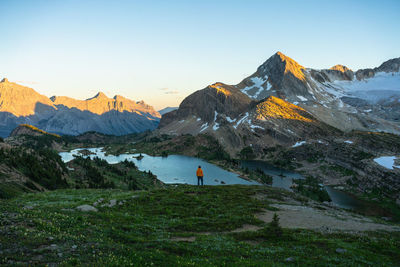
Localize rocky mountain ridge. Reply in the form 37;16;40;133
51;93;159;117
236;52;400;132
0;79;160;137
159;52;400;152
158;52;400;199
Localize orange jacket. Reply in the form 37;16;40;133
196;168;203;177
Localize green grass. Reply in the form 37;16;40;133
0;182;29;199
347;188;400;222
1;185;399;266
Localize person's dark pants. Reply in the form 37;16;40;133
197;176;203;186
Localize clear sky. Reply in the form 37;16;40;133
0;0;399;110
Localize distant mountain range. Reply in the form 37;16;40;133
0;78;160;137
159;52;400;153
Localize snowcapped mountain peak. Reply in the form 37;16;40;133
236;51;309;101
159;52;400;156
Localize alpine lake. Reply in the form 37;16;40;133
60;148;372;211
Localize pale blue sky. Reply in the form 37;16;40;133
0;0;399;109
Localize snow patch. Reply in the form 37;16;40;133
213;111;220;131
234;112;249;129
250;124;264;132
226;116;236;123
297;95;308;101
253;81;272;98
374;156;399;170
241;77;269;98
326;72;400;104
292;141;307;148
287;129;295;134
250;125;264;129
197;118;201;121
344;140;353;144
199;123;209;132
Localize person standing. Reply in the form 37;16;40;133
196;165;204;186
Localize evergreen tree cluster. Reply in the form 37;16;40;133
0;147;68;190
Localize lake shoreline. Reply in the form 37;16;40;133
59;147;381;214
59;148;259;186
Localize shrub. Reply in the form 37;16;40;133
264;213;283;238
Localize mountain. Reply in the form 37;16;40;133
0;79;161;137
157;52;400;198
235;52;400;132
158;107;178;116
51;93;159;117
0;78;56;116
159;52;400;154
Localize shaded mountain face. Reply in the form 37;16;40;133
159;52;400;154
0;79;160;137
160;83;251;127
158;107;178;116
160;89;339;155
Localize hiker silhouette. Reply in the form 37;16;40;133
196;165;204;186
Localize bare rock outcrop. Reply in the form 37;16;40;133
159;51;400;152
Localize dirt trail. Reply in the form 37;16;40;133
256;204;400;232
231;224;262;232
171;200;400;243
